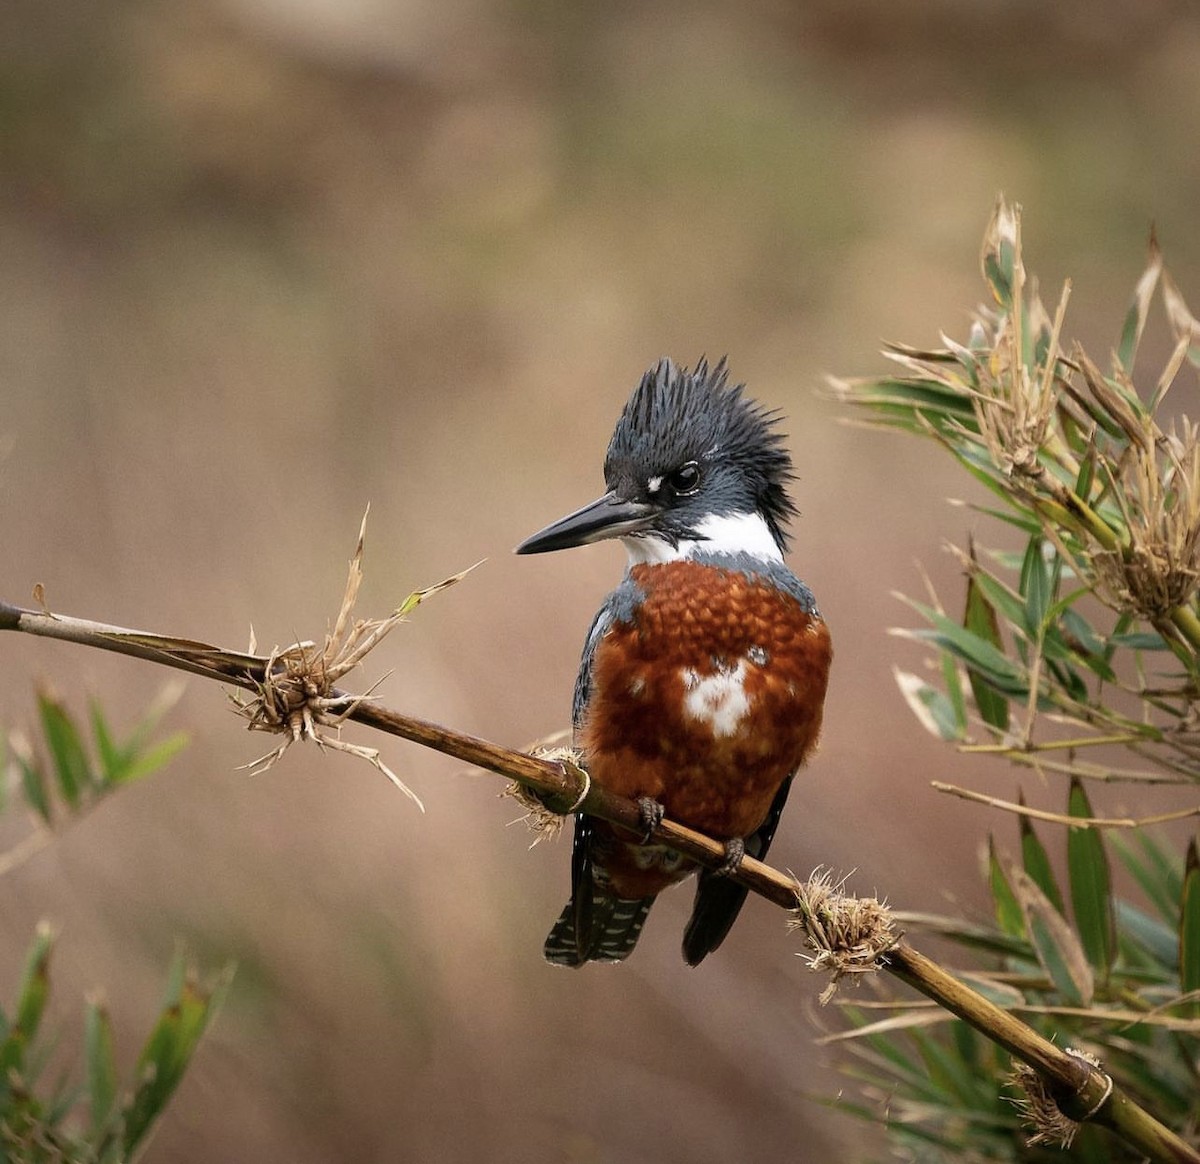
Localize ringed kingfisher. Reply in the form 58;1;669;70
516;357;832;966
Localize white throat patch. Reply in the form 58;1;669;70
620;510;784;566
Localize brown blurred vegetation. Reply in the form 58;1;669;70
3;1;1200;1160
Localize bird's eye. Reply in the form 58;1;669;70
666;462;701;496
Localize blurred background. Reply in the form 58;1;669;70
3;0;1200;1159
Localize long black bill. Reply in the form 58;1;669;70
515;491;658;554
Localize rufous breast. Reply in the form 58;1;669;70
580;559;832;842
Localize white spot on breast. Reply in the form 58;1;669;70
629;676;646;697
681;659;750;737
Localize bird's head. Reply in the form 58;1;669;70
516;357;797;563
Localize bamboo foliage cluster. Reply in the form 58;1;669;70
834;201;1200;1159
1;695;227;1164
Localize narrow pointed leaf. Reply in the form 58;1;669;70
1019;536;1051;636
1066;780;1116;978
1;926;54;1077
90;702;125;785
897;600;1027;692
1019;800;1065;914
86;999;119;1134
1181;839;1200;1019
14;925;53;1040
37;688;92;809
964;564;1009;731
122;956;232;1155
893;669;963;741
1111;832;1180;924
939;649;967;737
1011;866;1093;1006
111;733;189;787
14;742;51;824
1115;899;1178;967
988;836;1024;938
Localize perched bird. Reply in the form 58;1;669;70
516;357;832;966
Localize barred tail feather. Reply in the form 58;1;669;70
544;893;655;966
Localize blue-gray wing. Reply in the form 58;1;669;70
571;573;644;731
571;603;613;731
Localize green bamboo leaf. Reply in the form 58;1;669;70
11;734;51;824
1073;444;1097;501
1066;780;1116;978
14;924;53;1040
1115;899;1178;968
90;702;123;786
1019;800;1065;914
1;925;54;1078
964;568;1028;639
122;954;232;1155
86;998;119;1135
848;378;979;426
1111;832;1179;925
896;600;1027;693
1109;631;1171;651
1011;866;1093;1006
1019;536;1051;635
892;669;963;741
1180;839;1200;1018
1058;607;1118;683
37;687;93;809
939;649;967;738
112;733;188;787
964;561;1009;732
988;836;1024;938
909;1026;985;1106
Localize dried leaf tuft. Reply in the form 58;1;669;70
229;509;480;809
503;746;588;846
1007;1047;1106;1150
789;868;899;1003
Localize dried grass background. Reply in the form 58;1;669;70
3;2;1200;1160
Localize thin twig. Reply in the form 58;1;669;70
932;780;1200;828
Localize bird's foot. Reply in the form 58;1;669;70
717;837;746;876
635;797;665;843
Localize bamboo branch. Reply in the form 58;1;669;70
2;597;1196;1164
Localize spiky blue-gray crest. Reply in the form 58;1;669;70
603;357;798;552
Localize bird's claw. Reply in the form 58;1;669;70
636;797;665;843
717;837;746;876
